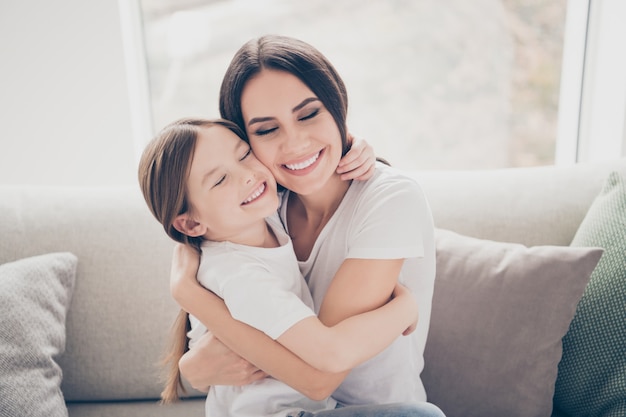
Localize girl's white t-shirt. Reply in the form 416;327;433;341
187;216;337;417
279;163;436;405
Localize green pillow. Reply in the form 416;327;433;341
554;171;626;417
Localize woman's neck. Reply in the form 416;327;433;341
287;175;351;261
292;175;350;226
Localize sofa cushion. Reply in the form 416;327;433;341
554;171;626;417
423;229;602;417
0;252;77;417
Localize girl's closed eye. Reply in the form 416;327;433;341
213;175;226;187
240;148;252;160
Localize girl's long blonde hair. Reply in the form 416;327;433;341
159;309;191;404
138;117;247;404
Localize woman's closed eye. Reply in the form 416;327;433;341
254;126;277;136
299;108;319;121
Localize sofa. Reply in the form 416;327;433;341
0;159;624;417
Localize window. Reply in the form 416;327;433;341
136;0;569;170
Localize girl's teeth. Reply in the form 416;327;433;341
285;152;319;170
243;183;265;204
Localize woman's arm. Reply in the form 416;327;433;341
276;259;416;373
178;330;267;392
172;243;412;396
318;258;402;326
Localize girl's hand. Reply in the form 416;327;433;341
391;283;419;336
179;331;268;391
337;134;376;181
170;243;201;302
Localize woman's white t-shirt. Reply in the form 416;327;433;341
279;163;436;405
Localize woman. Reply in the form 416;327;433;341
171;35;442;416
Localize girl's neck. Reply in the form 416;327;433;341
209;220;279;249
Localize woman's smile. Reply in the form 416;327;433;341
282;149;324;175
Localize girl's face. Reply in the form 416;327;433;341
240;69;343;195
185;125;279;243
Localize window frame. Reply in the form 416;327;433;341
124;0;626;167
557;0;626;164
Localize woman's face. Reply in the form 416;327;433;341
240;69;343;195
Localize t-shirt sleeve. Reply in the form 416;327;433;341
347;174;431;260
186;314;206;350
200;253;315;340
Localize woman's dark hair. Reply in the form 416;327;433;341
219;34;351;156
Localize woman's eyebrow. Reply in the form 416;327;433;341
247;116;272;126
292;97;319;112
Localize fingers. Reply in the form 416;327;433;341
337;135;376;181
403;321;417;336
337;140;373;172
236;366;268;386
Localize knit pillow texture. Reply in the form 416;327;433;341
0;252;77;417
554;171;626;417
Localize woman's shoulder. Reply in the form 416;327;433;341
353;162;425;200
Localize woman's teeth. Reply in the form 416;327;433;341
243;183;265;204
285;152;320;171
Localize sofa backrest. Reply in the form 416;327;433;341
0;186;180;401
413;159;626;246
0;159;624;404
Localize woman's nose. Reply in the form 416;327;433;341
281;128;309;154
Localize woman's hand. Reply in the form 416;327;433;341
391;283;419;336
337;134;376;181
170;243;201;303
179;331;267;391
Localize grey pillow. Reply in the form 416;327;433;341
422;229;602;417
0;252;77;417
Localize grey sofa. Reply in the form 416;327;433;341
0;159;624;417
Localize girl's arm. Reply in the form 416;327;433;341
173;244;413;396
276;259;416;373
172;272;348;400
336;134;376;181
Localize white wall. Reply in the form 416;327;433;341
0;0;137;185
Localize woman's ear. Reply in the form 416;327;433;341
173;213;207;237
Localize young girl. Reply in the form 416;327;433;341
138;118;421;417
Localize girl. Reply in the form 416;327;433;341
171;35;444;416
138;118;423;417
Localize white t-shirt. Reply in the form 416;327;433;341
187;215;337;417
279;163;436;405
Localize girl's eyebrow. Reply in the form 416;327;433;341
247;97;320;126
200;141;248;186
